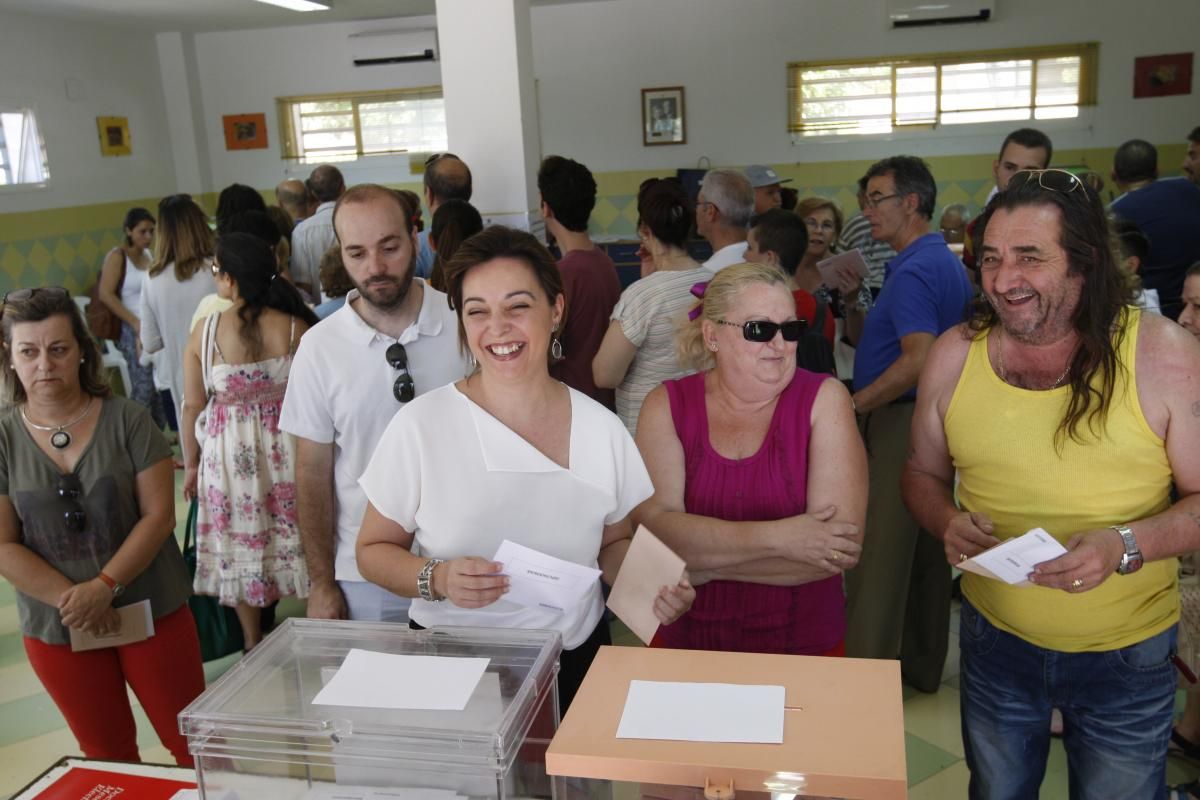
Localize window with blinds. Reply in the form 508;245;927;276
788;44;1097;137
277;86;447;163
0;108;50;187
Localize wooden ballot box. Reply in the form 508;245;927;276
546;646;907;800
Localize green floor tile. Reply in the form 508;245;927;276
0;633;27;670
905;732;961;787
0;692;66;747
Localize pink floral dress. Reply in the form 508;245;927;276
194;315;309;607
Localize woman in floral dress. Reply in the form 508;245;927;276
180;232;320;649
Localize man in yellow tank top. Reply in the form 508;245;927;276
902;168;1200;800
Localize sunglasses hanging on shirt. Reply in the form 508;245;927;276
386;342;416;403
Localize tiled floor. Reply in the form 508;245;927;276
0;469;1198;797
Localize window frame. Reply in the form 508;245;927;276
276;85;446;163
787;42;1098;137
0;105;51;192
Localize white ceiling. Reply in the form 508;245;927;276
0;0;438;32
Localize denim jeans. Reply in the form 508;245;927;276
959;597;1176;800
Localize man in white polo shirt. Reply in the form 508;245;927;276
695;168;752;272
280;184;469;622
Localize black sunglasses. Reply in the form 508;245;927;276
1008;169;1084;196
717;319;807;343
386;342;416;403
57;473;87;533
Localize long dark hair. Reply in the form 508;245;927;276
123;207;154;247
1;288;111;404
969;173;1133;447
429;199;483;293
215;233;318;360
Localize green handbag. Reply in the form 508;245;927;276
182;498;244;661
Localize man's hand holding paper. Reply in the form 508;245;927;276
1029;527;1127;594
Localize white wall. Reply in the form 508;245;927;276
530;0;1200;172
192;16;441;194
0;9;177;213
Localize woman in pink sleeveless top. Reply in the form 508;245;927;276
635;262;867;655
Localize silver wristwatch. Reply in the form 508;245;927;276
417;558;444;602
1111;525;1144;575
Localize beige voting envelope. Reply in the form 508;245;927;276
607;526;686;645
547;646;907;800
69;600;153;652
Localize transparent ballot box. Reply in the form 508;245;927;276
180;619;563;800
546;646;907;800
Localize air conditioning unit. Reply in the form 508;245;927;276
888;0;994;27
349;28;438;67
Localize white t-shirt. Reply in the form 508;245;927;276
358;383;653;649
119;251;150;317
139;262;215;423
279;283;470;583
290;201;336;301
611;267;710;436
703;241;748;273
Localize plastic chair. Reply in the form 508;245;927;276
73;295;132;396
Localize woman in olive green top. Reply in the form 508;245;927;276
0;287;203;765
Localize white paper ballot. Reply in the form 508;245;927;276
961;527;1069;585
615;680;785;744
816;249;870;289
493;539;601;614
312;650;489;710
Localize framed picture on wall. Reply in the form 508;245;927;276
642;87;685;146
1133;53;1193;98
96;116;131;157
223;113;269;150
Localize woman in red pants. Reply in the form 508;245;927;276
0;287;204;765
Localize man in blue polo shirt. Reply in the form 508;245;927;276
843;155;973;692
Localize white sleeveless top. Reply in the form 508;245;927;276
120;250;151;317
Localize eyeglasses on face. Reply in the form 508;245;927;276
57;473;87;533
717;318;806;343
863;193;902;210
1008;168;1085;195
386;342;416;403
804;218;838;232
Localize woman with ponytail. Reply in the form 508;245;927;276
180;232;319;650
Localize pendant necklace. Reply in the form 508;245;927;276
21;397;94;450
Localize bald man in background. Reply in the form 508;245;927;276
276;179;311;225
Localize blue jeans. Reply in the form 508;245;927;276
959;598;1176;800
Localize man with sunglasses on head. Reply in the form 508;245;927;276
415;153;473;280
279;184;469;622
842;156;973;695
962;128;1053;275
903;167;1200;799
291;164;346;303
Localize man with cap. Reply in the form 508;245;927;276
746;164;792;215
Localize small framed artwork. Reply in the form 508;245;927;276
223;113;269;150
642;86;685;146
1133;53;1193;99
96;116;131;157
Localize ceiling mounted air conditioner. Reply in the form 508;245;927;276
348;28;438;67
888;0;994;27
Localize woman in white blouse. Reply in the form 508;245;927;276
139;195;215;457
357;226;693;713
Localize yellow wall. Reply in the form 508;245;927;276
0;144;1186;295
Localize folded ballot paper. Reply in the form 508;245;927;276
958;528;1068;585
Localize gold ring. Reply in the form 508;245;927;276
831;552;841;562
1071;578;1084;589
959;553;967;562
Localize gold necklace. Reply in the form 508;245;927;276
21;397;94;450
994;334;1070;390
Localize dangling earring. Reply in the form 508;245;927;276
467;350;477;370
551;337;564;360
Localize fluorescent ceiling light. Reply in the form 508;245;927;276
252;0;332;11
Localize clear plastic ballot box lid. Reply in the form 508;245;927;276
179;618;563;792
